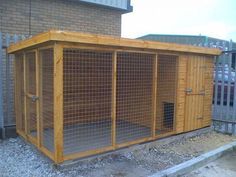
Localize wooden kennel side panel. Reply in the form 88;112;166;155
202;56;214;127
175;55;188;134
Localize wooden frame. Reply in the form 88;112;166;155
112;51;117;148
53;43;64;163
9;30;221;164
8;30;221;55
173;56;180;133
152;54;158;138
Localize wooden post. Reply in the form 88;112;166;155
53;43;63;163
176;55;187;133
112;51;117;148
39;51;44;148
14;57;19;131
36;49;42;147
152;54;158;137
173;56;180;132
23;53;29;135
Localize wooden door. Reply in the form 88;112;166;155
185;57;206;131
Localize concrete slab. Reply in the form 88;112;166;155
149;141;236;177
185;150;236;177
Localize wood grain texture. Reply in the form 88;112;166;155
53;43;64;163
203;57;214;127
112;51;117;147
152;54;158;137
184;55;214;132
174;55;187;133
8;30;221;56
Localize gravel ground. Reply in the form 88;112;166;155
0;131;235;177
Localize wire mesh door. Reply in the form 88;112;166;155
25;52;38;141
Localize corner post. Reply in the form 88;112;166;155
53;43;63;163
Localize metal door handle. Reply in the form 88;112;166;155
26;93;39;102
31;95;39;102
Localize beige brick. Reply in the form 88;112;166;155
0;0;122;36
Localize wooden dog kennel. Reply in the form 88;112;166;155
8;30;221;163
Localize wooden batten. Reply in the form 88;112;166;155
35;49;41;147
53;43;64;163
23;53;29;135
175;55;188;133
38;50;44;147
203;57;214;127
152;54;158;137
8;30;221;56
112;51;117;148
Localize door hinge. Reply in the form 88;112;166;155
185;88;192;93
199;90;205;95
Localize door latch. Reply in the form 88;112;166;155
31;95;39;102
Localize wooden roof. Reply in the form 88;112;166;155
8;30;221;55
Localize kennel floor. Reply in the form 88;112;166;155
30;120;152;155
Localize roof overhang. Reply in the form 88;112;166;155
8;30;221;56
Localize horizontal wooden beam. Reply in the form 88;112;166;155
8;30;221;56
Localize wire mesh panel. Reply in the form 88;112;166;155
25;52;37;138
40;49;54;152
116;52;154;144
156;55;177;135
63;49;113;155
15;54;25;133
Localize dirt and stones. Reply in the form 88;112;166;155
0;131;235;177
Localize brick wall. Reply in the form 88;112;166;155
0;0;124;138
0;0;122;36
